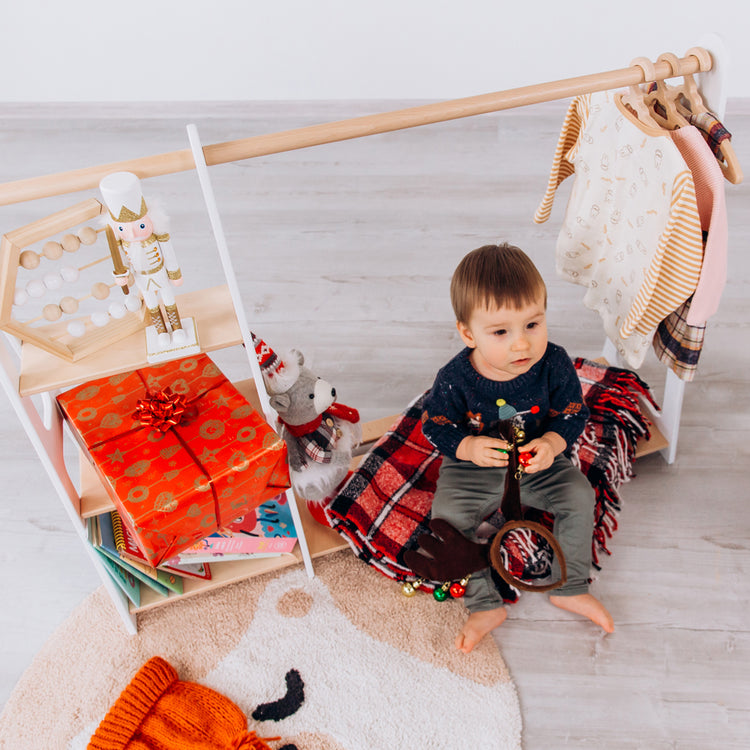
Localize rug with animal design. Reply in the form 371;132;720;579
0;550;522;749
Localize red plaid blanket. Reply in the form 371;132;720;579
327;358;656;599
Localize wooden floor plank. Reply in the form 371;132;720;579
0;100;748;747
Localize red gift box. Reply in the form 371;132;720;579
57;354;290;565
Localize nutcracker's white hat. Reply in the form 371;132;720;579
99;171;148;223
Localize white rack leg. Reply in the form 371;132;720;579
0;335;137;633
654;369;684;464
186;124;315;578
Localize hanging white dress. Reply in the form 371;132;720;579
534;90;704;368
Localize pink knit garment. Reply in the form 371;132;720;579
670;126;728;326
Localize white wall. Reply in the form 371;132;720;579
2;1;748;102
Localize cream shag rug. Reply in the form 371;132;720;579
0;551;521;749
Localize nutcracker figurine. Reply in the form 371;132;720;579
99;171;199;360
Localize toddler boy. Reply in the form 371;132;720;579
422;243;614;653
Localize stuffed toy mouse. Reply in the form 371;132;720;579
252;333;361;513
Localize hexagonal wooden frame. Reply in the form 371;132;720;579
0;198;145;362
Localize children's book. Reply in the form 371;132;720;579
159;559;212;581
94;514;183;596
106;512;192;593
168;493;298;564
106;510;212;581
92;546;141;607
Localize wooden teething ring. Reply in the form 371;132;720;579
489;519;567;593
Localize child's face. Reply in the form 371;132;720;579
456;294;548;381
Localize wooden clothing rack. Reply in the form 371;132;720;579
0;41;733;631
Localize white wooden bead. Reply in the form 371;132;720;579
59;265;79;283
42;241;64;260
78;226;98;245
59;296;79;314
42;304;62;321
26;279;45;298
61;234;81;252
108;301;126;319
13;289;28;306
67;320;86;337
125;294;142;312
91;311;110;327
19;250;40;269
43;272;63;290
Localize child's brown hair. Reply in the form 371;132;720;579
450;243;547;324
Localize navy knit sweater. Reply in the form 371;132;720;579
421;342;588;460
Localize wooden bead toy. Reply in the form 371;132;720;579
67;320;86;337
61;234;81;252
42;304;62;321
59;296;79;314
43;273;63;291
59;266;79;283
78;226;98;245
19;250;40;269
26;279;45;298
91;282;110;300
108;301;127;319
91;311;110;327
42;241;64;260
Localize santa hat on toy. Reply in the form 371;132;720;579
99;171;149;223
251;332;299;394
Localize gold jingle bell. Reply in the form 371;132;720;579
402;581;417;597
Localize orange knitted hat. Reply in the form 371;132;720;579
87;656;275;750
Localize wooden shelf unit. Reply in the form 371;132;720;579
18;284;242;398
75;375;385;614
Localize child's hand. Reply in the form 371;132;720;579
456;435;511;467
519;432;566;473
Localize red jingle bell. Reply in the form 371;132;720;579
449;582;466;598
519;451;533;468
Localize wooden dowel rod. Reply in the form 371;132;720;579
0;52;707;207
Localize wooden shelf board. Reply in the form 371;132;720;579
634;421;669;457
132;507;349;613
19;284;242;397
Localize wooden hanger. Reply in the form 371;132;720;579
644;53;690;129
670;47;743;184
619;57;662;129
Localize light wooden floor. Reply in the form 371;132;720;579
0;99;748;748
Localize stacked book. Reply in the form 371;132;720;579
87;493;297;607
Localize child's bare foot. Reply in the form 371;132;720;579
455;606;508;653
549;593;614;633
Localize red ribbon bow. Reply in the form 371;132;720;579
133;388;187;432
